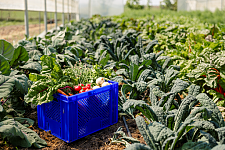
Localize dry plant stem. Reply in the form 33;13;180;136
2;95;11;106
142;88;149;101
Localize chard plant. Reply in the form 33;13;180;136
187;50;225;106
24;55;73;105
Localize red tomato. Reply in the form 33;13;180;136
79;90;85;93
83;87;87;91
78;84;84;87
74;86;82;91
85;84;91;89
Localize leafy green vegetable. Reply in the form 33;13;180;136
0;39;14;61
10;46;29;67
0;55;10;75
0;119;47;148
0;74;28;98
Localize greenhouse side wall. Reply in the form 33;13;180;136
79;0;124;19
0;0;79;43
177;0;225;11
177;0;188;11
0;0;78;13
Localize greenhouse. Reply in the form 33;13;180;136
1;0;225;149
178;0;225;11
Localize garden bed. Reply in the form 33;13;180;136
0;106;145;150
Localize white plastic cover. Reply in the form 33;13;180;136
79;0;124;18
178;0;224;12
0;0;79;13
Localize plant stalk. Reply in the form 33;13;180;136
2;96;11;106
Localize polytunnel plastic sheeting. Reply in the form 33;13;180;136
177;0;225;12
177;0;187;11
79;0;124;19
0;0;79;13
91;0;124;16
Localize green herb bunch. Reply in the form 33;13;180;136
64;61;98;86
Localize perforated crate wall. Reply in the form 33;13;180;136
37;81;118;143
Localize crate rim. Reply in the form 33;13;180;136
55;80;118;103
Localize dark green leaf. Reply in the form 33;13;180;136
0;119;47;148
0;39;14;61
181;141;211;150
10;46;29;67
0;55;10;75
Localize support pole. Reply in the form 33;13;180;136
222;0;223;10
76;0;80;21
44;0;47;33
70;0;72;20
67;0;70;22
39;12;41;34
62;0;65;26
55;0;57;28
24;0;29;37
195;0;197;11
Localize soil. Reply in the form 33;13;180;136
0;23;57;44
1;106;145;150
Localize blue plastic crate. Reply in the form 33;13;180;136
37;80;118;143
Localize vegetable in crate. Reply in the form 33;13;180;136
85;83;91;89
102;82;110;87
96;77;112;87
85;88;93;92
93;86;100;89
79;83;84;87
71;83;93;94
57;89;69;96
96;77;105;86
25;56;104;104
74;85;82;91
58;86;74;96
24;55;74;105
